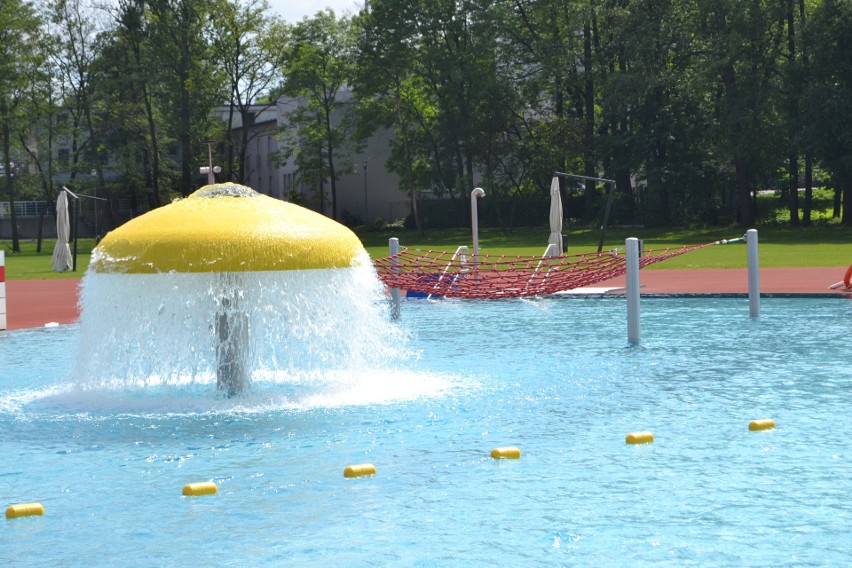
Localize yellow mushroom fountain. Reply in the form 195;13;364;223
77;183;398;396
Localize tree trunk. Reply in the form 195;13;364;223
179;31;193;196
1;115;20;253
395;84;422;235
833;181;841;218
788;154;799;226
802;154;813;225
736;159;753;228
787;1;800;226
131;37;161;207
582;20;596;223
325;107;338;220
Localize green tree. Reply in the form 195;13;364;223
0;0;44;252
281;10;357;220
355;0;441;232
101;0;168;209
489;1;586;226
209;0;287;184
694;0;787;228
148;0;223;196
805;0;852;225
48;0;108;195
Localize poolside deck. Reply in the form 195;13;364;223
2;266;849;331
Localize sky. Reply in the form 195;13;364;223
266;0;364;23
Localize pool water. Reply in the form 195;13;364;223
1;297;850;566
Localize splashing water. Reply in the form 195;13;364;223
73;252;416;400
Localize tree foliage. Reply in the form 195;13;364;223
209;0;287;184
1;0;45;251
1;0;850;230
280;9;357;221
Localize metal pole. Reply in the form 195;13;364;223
72;195;79;272
626;237;641;344
597;182;616;253
552;172;618;253
747;229;760;318
471;188;485;264
389;237;401;320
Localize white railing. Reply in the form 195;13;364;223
0;201;48;218
429;246;471;300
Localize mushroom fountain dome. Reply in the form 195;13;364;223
76;183;407;397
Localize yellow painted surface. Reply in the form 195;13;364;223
90;184;364;273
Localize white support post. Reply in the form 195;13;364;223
470;188;485;265
746;229;760;318
0;251;6;330
389;238;401;320
626;237;641;345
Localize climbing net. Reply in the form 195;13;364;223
374;241;723;299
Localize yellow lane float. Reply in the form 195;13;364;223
626;431;655;445
344;464;377;478
6;502;45;519
748;419;775;431
490;446;521;459
182;482;219;496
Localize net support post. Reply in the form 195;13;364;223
471;188;485;264
746;229;760;318
626;237;641;345
389;238;401;320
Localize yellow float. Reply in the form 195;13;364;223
626;431;654;445
6;502;45;519
748;419;775;431
344;464;377;478
182;482;219;496
490;446;521;459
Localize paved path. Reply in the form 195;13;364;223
2;266;850;331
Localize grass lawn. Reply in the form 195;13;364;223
3;224;850;280
359;225;852;270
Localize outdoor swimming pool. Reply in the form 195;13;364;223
1;297;850;566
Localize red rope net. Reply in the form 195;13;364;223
373;243;714;299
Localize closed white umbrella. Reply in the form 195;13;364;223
52;190;73;272
547;176;563;256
